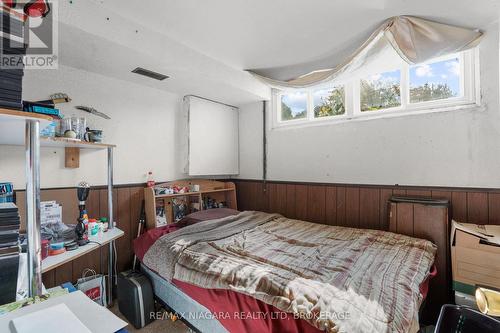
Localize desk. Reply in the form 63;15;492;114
0;291;127;333
42;228;124;273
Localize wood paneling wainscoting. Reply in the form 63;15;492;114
233;179;500;227
15;184;144;289
15;179;500;290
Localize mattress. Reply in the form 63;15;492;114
138;211;436;333
141;264;228;333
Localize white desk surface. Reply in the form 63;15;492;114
42;228;124;273
0;291;127;333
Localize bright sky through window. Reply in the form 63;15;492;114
281;92;307;120
275;51;477;127
410;57;460;103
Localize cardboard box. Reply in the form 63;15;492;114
451;220;500;295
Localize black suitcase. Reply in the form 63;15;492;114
117;270;155;329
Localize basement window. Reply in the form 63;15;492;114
274;49;479;128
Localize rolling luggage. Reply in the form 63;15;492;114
117;270;155;329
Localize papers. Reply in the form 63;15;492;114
0;291;127;333
10;303;91;333
451;220;500;246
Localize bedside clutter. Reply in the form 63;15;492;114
451;221;500;306
0;203;20;305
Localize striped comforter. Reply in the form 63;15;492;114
143;211;436;333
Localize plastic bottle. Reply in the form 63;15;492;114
147;171;155;188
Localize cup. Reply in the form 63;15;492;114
59;118;72;137
84;129;103;143
71;117;86;140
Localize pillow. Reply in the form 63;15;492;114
177;208;239;227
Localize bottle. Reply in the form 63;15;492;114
147;171;155;188
476;287;500;317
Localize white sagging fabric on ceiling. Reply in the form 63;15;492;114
249;15;482;89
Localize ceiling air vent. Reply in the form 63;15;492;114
131;67;169;81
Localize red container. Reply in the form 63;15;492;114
41;239;50;260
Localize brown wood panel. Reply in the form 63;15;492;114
396;203;414;236
488;193;500;225
268;183;287;216
243;182;259;211
359;188;380;230
285;184;296;219
388;202;397;233
116;187;132;273
16;188;78;231
18;179;500;290
42;270;55;288
467;192;488;224
294;185;308;220
98;188;111;275
129;186;144;255
85;188;100;219
72;249;101;282
451;191;467;223
393;189;407;196
379;189;393;230
345;187;360;228
406;189;432;197
431;190;452;201
324;186;337;225
258;183;270;212
235;181;251;211
54;262;73;286
413;203;450;322
307;185;325;224
336;187;346;226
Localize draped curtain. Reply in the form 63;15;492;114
249;16;482;89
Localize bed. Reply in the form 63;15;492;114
135;209;438;333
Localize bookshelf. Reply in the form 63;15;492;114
144;179;237;229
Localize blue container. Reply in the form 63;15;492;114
0;182;13;203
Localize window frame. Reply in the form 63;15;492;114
272;49;479;129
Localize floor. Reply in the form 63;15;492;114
110;303;190;333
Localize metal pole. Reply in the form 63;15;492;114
107;147;113;230
25;120;42;297
107;147;114;306
262;100;267;193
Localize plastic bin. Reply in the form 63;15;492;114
435;304;500;333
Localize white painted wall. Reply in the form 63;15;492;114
238;22;500;188
0;65;183;189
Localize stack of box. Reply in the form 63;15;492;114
0;202;20;305
451;220;500;307
0;7;26;110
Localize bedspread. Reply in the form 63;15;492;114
143;211;436;333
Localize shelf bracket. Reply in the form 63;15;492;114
65;147;80;168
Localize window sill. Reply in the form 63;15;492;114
271;102;483;131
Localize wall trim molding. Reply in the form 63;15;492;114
231;178;500;193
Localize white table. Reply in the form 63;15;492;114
42;228;124;273
0;291;127;333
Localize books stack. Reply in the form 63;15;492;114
0;8;26;109
0;202;20;305
23;101;60;117
0;182;14;203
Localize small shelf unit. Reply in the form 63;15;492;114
144;179;237;229
0;109;117;305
